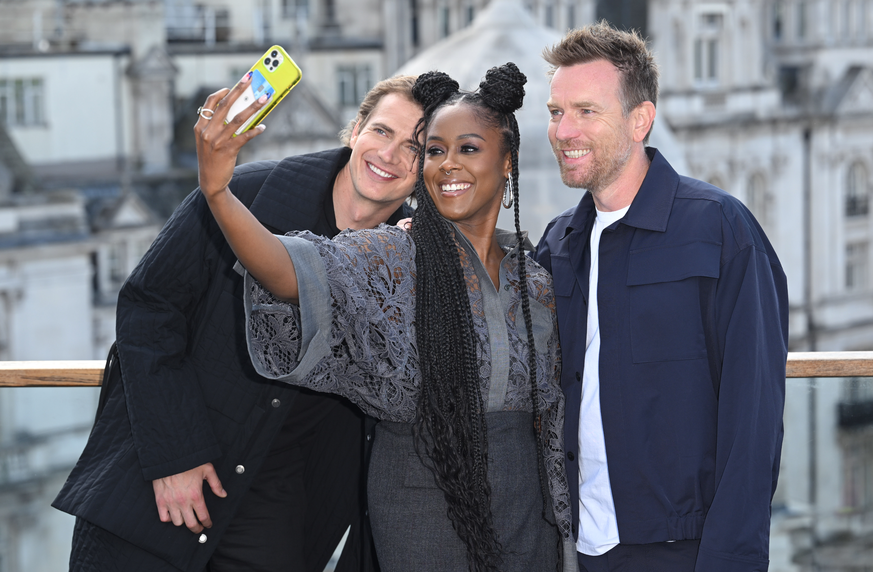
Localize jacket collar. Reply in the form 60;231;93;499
448;223;534;258
249;147;351;234
495;227;534;251
565;147;680;238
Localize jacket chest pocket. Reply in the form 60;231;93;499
627;242;720;364
550;255;580;299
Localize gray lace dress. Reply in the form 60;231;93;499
243;224;576;572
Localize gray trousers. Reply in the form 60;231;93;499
368;411;561;571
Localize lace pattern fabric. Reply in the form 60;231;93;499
245;224;572;540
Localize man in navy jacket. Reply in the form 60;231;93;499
535;23;788;572
54;75;420;572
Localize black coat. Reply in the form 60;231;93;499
53;148;412;571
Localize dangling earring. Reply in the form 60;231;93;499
502;177;514;209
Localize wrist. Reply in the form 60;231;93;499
201;185;230;201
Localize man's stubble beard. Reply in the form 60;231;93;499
554;134;633;196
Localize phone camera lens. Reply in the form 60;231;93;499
271;50;278;57
264;58;270;66
272;59;279;67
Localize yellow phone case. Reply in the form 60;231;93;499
225;45;302;135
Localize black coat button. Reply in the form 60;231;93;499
567;451;575;461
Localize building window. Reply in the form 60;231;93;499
0;292;10;361
773;0;786;40
842;437;873;510
440;6;450;38
747;173;773;227
108;243;127;284
337;65;372;107
843;0;853;38
545;1;555;28
465;2;475;26
846;161;870;217
0;78;45;127
694;14;722;85
411;0;419;46
797;0;808;39
567;4;576;29
779;65;804;102
325;0;337;24
282;0;308;18
846;241;869;291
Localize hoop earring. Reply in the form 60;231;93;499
502;177;514;209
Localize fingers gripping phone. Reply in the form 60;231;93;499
225;45;302;135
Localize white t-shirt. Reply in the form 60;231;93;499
576;205;628;556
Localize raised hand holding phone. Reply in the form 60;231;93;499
225;46;302;135
193;77;266;201
193;45;301;198
191;50;302;304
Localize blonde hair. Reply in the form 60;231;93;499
338;74;418;146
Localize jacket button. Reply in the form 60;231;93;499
235;465;245;474
572;523;578;536
575;371;581;381
271;398;281;408
366;433;372;442
567;451;575;461
199;534;207;544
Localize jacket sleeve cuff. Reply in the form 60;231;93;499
695;546;769;572
139;444;223;481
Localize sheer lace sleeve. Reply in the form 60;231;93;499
543;362;572;541
244;225;422;422
529;264;573;542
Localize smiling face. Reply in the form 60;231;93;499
423;103;511;229
547;60;636;196
346;92;422;207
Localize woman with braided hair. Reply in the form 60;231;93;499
196;63;574;571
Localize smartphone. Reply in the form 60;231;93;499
225;45;302;136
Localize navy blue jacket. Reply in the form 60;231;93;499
534;149;788;572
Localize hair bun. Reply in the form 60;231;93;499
477;63;526;114
413;71;460;110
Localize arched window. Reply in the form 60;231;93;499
747;172;773;226
846;161;869;217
